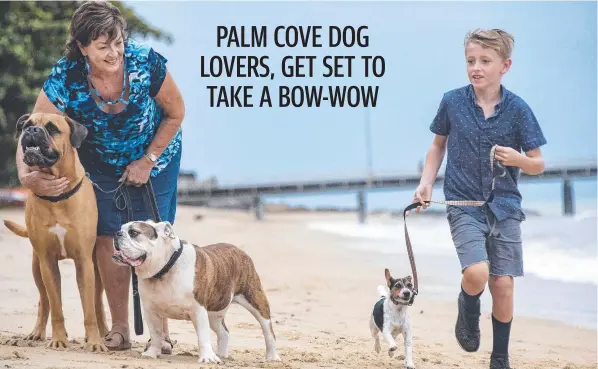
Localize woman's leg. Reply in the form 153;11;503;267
88;168;133;351
95;235;132;350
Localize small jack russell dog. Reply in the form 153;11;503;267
369;268;415;369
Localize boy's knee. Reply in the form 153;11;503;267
489;275;514;297
463;262;489;287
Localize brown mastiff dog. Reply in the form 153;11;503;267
3;113;108;351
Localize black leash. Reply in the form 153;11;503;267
129;179;163;336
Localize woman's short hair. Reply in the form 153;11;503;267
64;0;128;61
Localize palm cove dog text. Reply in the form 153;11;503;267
201;25;385;108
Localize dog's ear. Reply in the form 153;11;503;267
385;268;392;286
157;221;176;239
15;114;31;139
405;275;412;283
65;116;88;148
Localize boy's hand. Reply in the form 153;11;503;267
407;184;432;216
494;146;523;167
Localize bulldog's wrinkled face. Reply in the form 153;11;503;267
385;268;414;305
113;220;177;268
16;113;88;169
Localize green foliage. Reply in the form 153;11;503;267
0;1;172;187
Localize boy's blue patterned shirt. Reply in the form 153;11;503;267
43;38;182;178
430;84;547;222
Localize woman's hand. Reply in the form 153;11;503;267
119;157;154;187
21;171;70;197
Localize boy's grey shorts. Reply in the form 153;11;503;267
446;206;524;277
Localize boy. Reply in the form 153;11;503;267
412;29;547;369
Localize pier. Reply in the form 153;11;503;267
178;161;596;222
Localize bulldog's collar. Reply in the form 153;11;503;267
151;239;184;280
35;178;84;203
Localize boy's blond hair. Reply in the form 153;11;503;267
464;29;515;61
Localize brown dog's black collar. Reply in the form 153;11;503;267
35;178;84;203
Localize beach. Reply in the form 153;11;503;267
0;205;596;369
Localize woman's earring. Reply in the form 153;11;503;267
84;55;91;73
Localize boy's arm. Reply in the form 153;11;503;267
494;145;545;175
518;147;544;175
411;134;447;212
505;102;547;176
420;134;447;186
422;92;450;186
410;93;450;212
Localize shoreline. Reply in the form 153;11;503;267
299;209;598;330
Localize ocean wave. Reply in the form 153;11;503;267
306;214;597;285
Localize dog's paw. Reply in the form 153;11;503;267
24;327;45;341
141;348;160;359
83;338;108;353
374;341;381;353
216;344;228;359
266;351;281;361
198;350;222;364
388;345;397;358
406;364;416;369
47;336;68;349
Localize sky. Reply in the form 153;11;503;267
124;1;597;212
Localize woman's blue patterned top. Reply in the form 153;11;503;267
43;38;182;178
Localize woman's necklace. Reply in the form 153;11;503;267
86;57;129;109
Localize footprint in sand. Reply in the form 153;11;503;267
236;322;259;329
284;332;301;341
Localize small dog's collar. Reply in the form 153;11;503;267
151;239;184;280
392;298;410;306
35;177;84;203
389;295;413;306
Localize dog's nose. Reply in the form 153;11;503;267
116;230;123;238
25;126;41;134
402;291;411;298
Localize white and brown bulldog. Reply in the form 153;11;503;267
112;220;280;364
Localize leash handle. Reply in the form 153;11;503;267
131;271;143;335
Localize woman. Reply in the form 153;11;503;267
16;0;184;351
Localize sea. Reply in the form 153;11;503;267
265;178;598;330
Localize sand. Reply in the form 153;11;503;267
0;206;596;369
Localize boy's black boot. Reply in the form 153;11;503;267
455;287;481;352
